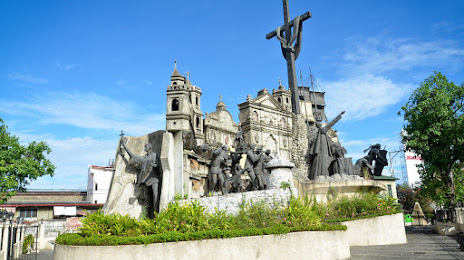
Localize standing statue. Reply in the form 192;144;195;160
245;145;257;190
230;152;244;193
262;149;273;189
251;146;265;190
207;145;231;195
309;111;345;179
234;123;246;153
363;144;388;176
119;136;161;214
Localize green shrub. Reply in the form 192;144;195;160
56;224;346;246
22;234;34;254
322;192;401;221
63;191;398;246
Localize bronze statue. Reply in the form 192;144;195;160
119;135;161;214
266;0;311;114
363;144;388;176
207;145;231;194
262;149;273;189
309;111;345;179
244;145;257;190
251;146;265;190
230;152;244;193
354;157;374;179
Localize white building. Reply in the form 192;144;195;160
87;165;114;204
404;150;423;187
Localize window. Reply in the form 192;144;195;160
196;117;200;128
299;95;304;100
277;97;281;103
196;96;199;106
286;97;289;103
95;183;98;191
388;185;393;197
95;200;98;204
172;98;179;111
19;208;37;219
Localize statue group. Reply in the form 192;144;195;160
206;135;274;195
354;143;388;178
308;111;388;180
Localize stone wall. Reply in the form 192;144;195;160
182;188;298;215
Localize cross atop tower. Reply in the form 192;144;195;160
266;0;311;115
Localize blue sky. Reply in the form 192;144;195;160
1;0;463;190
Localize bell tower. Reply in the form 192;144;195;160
165;62;204;142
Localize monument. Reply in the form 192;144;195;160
103;0;394;219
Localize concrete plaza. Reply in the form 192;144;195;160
350;226;464;259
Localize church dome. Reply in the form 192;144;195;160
216;101;226;111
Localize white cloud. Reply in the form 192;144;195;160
115;80;128;86
25;137;118;190
338;36;464;74
322;74;412;120
56;63;82;71
0;92;166;136
8;74;48;84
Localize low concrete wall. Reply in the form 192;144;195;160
54;230;351;260
342;213;406;246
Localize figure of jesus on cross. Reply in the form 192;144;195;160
266;0;311;115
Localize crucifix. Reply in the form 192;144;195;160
266;0;311;115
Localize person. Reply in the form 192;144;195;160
309;111;345;179
120;140;161;213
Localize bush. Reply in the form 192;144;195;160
322;192;401;221
61;192;398;246
22;234;34;254
56;224;346;246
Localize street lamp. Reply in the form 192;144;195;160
0;210;14;223
0;210;15;260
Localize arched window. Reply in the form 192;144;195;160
172;98;179;111
277;97;282;103
196;96;199;106
286;97;289;103
196;116;200;128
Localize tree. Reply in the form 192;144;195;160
400;72;464;220
0;119;55;203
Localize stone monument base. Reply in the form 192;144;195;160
294;178;389;204
181;188;298;215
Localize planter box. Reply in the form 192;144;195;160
54;230;350;260
342;213;407;246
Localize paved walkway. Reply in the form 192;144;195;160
350;226;464;259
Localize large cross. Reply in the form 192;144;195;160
266;0;311;115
